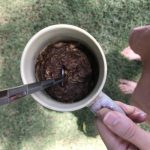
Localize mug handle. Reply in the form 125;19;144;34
89;92;125;115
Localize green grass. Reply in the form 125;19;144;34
0;0;150;149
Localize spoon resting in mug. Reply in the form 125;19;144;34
0;68;65;105
0;67;125;116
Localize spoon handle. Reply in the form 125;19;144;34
0;78;62;105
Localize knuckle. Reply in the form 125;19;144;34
107;145;118;150
115;101;122;105
123;123;136;140
127;144;138;150
107;142;126;150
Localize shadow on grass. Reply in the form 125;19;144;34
73;108;97;137
0;97;54;150
0;2;57;150
105;50;141;102
58;0;142;137
72;50;141;137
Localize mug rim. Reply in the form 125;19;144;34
20;24;107;111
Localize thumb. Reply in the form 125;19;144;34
103;111;150;149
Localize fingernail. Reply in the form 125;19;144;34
134;111;147;118
139;112;147;118
104;113;119;126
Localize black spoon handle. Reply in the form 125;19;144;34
0;78;63;105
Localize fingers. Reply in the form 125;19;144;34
95;118;120;150
115;101;147;122
96;109;138;150
102;111;150;150
95;110;126;150
127;144;139;150
96;101;147;123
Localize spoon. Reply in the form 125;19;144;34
0;68;64;105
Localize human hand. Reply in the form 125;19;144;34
95;101;150;150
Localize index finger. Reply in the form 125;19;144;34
96;101;147;123
116;101;146;122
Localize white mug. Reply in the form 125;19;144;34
20;24;124;114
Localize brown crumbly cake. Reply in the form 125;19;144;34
35;41;94;103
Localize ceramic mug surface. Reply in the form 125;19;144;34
20;24;107;112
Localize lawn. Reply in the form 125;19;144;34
0;0;150;150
